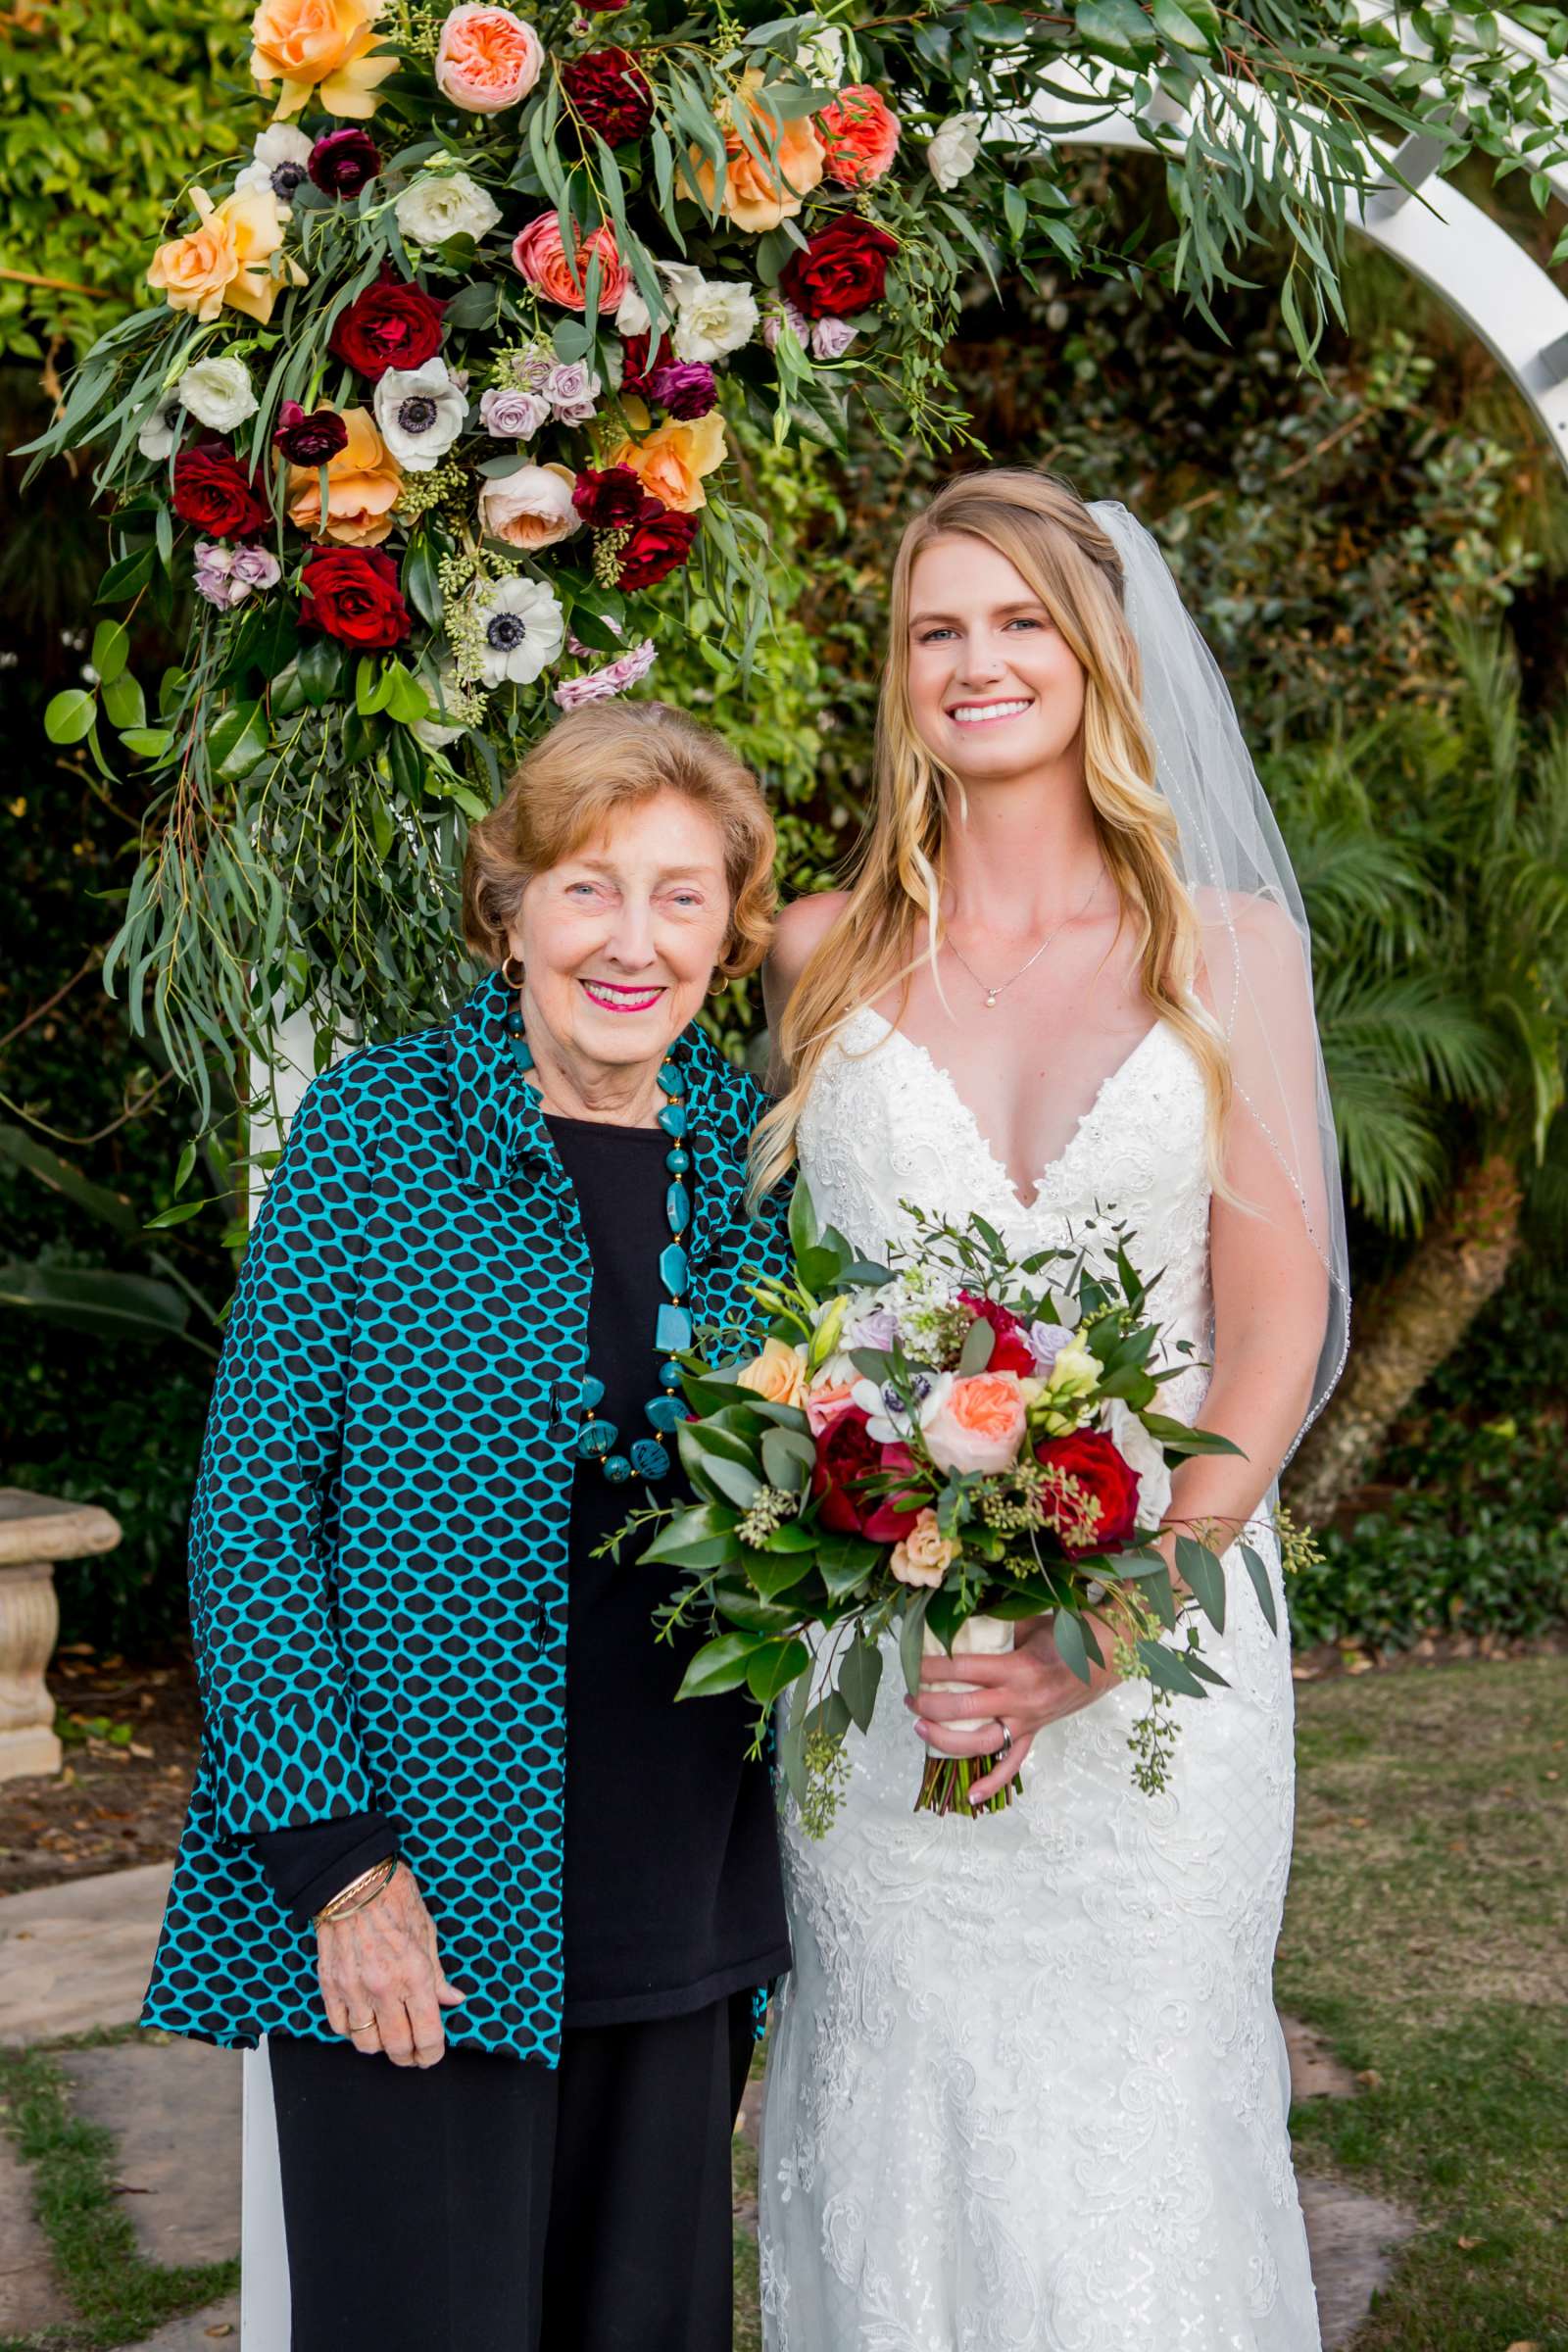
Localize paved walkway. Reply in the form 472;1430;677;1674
0;1863;1420;2349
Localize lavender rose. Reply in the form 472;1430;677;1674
193;539;281;611
478;384;552;438
543;359;602;422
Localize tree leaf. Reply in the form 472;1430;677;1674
101;671;146;731
676;1631;760;1698
838;1633;883;1732
1238;1541;1279;1635
45;689;97;746
957;1313;996;1373
1053;1607;1093;1685
746;1636;811;1702
1176;1535;1226;1633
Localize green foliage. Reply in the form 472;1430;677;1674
0;0;251;362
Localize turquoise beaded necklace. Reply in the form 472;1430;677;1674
506;997;691;1487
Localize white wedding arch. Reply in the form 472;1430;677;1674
236;23;1568;2342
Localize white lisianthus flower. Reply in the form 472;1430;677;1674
671;276;759;364
394;169;502;248
234;122;314;218
1102;1398;1174;1534
373;358;467;471
136;394;184;462
927;112;983;192
175;357;260;432
614;281;653;336
657;258;708;310
472;574;565;687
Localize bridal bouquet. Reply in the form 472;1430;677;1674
633;1186;1283;1832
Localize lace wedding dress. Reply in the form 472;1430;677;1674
759;1005;1321;2352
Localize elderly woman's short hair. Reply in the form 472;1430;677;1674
463;701;777;981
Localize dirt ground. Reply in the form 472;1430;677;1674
0;1646;201;1896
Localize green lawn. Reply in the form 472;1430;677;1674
734;1657;1568;2351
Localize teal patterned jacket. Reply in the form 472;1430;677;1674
141;971;792;2060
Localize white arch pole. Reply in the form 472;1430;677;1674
1021;85;1568;473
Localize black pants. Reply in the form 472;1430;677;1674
270;1994;755;2352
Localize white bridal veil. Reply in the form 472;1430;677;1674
1090;500;1351;1451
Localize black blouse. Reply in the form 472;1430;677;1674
251;1111;791;2027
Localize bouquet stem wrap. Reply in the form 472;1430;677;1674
916;1613;1023;1817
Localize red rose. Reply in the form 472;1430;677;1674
811;1411;924;1542
957;1292;1034;1378
618;330;656;398
1033;1431;1141;1558
779;216;900;319
172;441;270;540
561;46;654;144
616;505;698;591
329;270;447;381
298;547;412;649
571;463;648;530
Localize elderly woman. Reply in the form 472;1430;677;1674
142;701;793;2351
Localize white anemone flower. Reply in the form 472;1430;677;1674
372;358;467;471
234;122;314;219
136;394;184;462
614;281;653;336
851;1369;953;1448
472;574;565;687
175;356;259;433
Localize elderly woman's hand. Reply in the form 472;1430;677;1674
317;1865;467;2066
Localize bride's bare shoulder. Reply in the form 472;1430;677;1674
768;891;851;998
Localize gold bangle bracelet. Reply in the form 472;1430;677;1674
312;1856;398;1929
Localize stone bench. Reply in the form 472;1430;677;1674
0;1489;121;1781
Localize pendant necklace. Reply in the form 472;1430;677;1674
505;999;690;1487
945;864;1105;1009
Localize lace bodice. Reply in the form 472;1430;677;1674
760;1004;1321;2352
798;1006;1215;1423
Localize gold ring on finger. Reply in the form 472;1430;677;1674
347;2016;376;2033
997;1722;1013;1758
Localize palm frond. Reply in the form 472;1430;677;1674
1315;973;1508;1104
1325;1063;1447;1236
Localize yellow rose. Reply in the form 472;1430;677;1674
286;408;403;546
736;1337;808;1409
889;1508;958;1591
147;185;304;326
683;70;826;233
250;0;397;119
607;409;727;514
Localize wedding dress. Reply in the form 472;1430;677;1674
758;1003;1322;2352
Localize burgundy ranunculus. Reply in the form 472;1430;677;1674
1033;1431;1141;1558
172;440;270;539
561;46;654;145
648;360;717;419
811;1410;924;1542
329;270;448;382
957;1291;1035;1378
617;330;656;399
571;463;648;530
616;504;698;591
780;216;900;320
299;546;412;649
309;127;382;199
270;401;351;466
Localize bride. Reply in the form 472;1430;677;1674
754;469;1349;2350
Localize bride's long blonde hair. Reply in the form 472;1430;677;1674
751;468;1231;1200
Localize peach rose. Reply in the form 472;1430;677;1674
816;84;901;187
683;70;825;233
889;1507;959;1590
477;462;580;551
148;185;304;326
435;4;543;112
607;407;726;514
286;408;402;546
805;1373;858;1437
736;1337;808;1409
924;1372;1027;1476
250;0;396;119
511;215;629;313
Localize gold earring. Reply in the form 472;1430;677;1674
501;953;525;989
